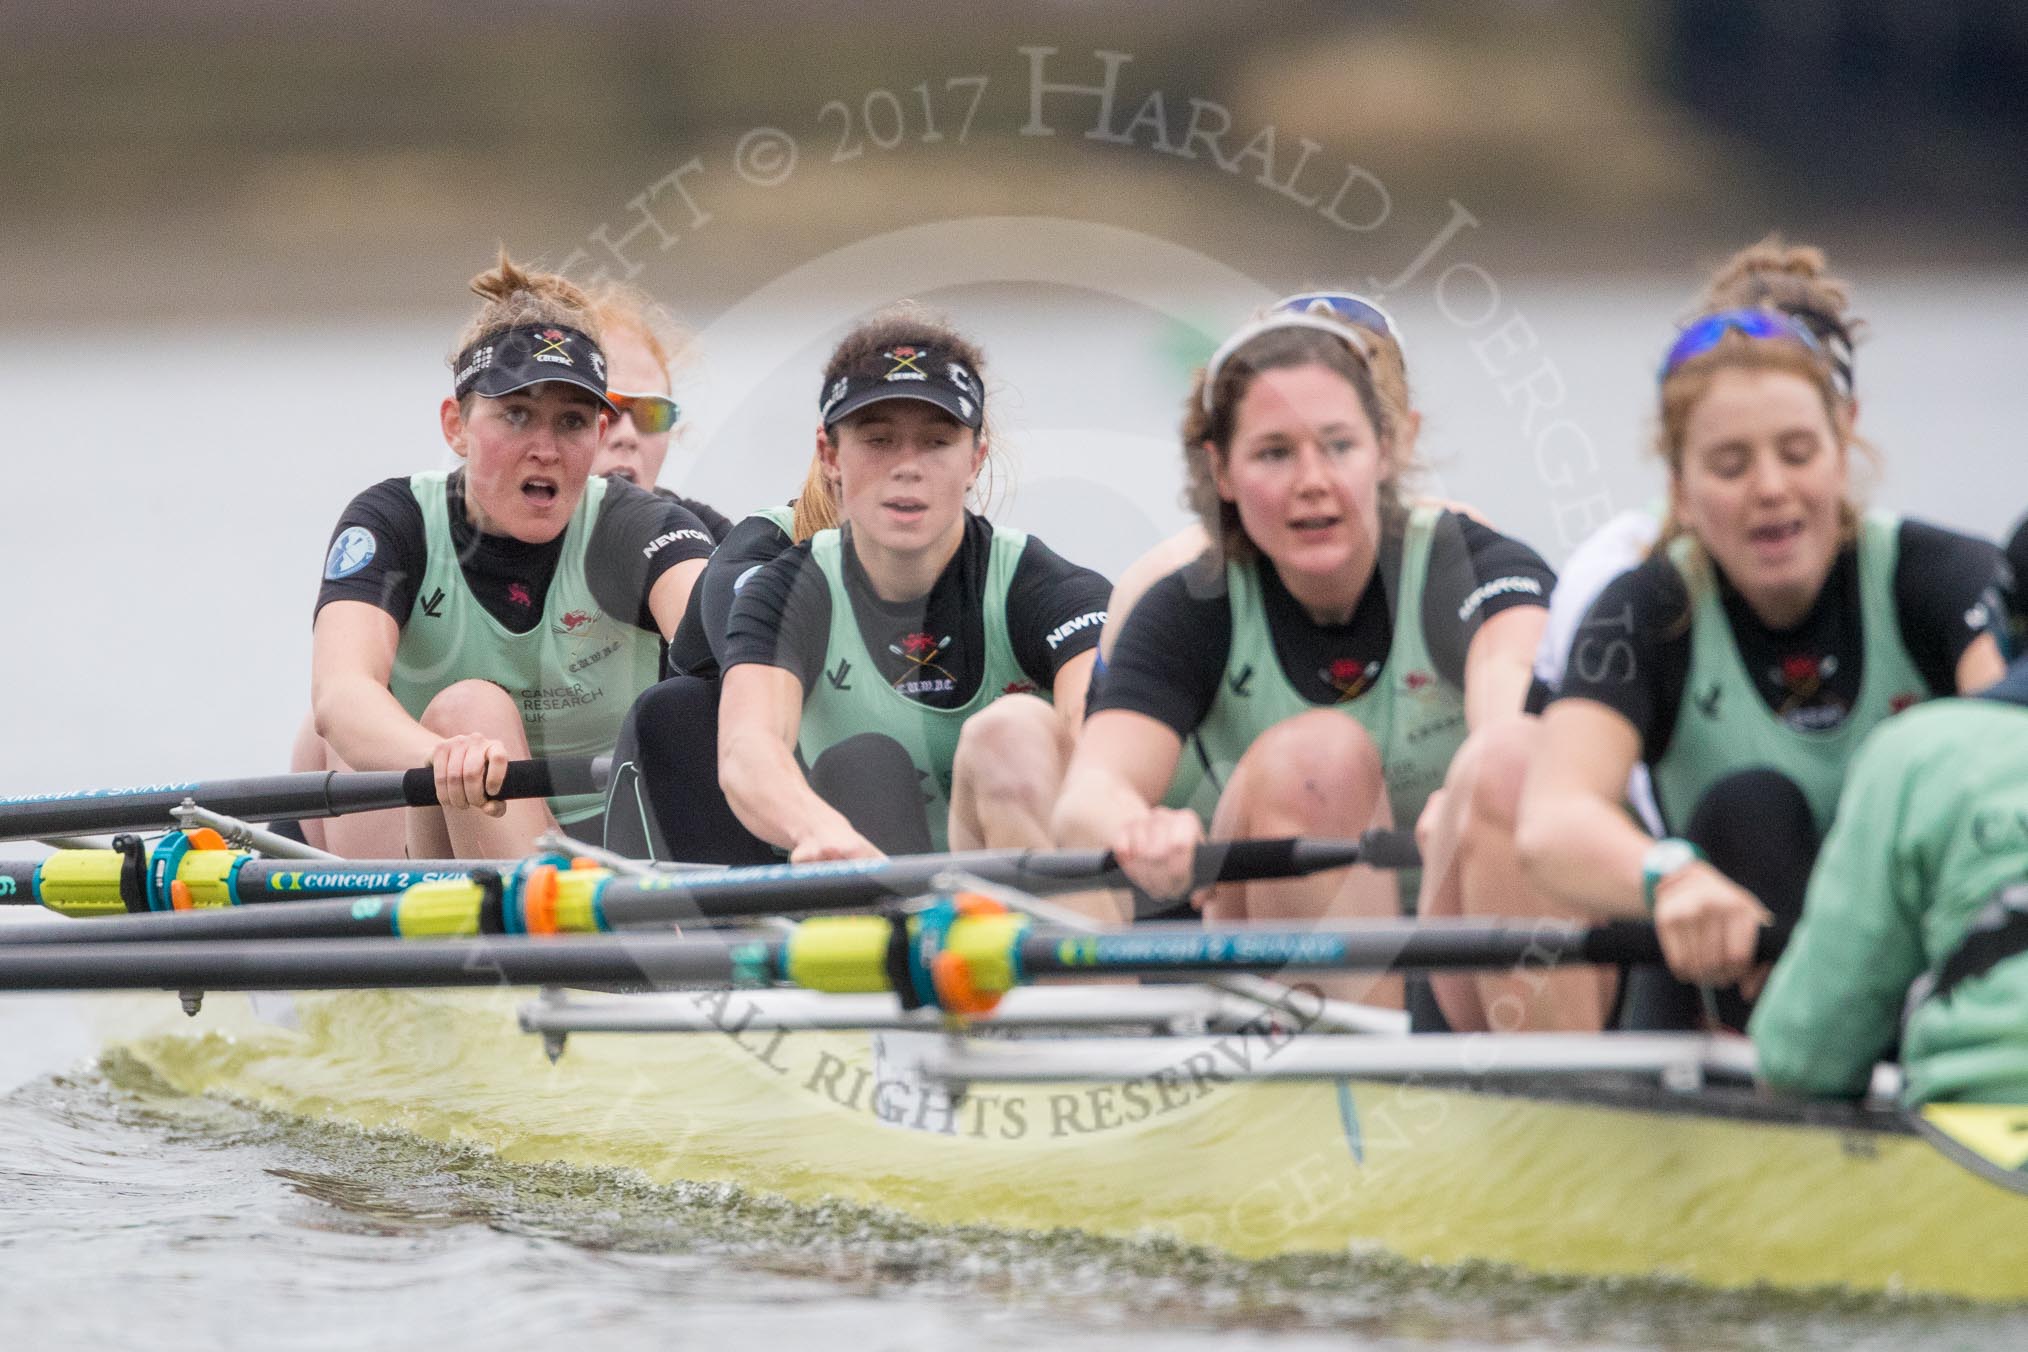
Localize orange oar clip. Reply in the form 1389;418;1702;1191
170;828;232;909
929;892;1009;1017
521;864;560;935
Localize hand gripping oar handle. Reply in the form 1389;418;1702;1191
1185;830;1418;885
393;757;604;811
1578;919;1790;968
596;831;1414;923
0;757;608;840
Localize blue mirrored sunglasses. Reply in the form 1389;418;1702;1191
1200;291;1403;412
1274;292;1402;346
1659;308;1825;382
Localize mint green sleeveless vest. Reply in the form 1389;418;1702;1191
1188;506;1467;912
794;525;1041;851
1651;511;1929;835
388;471;663;824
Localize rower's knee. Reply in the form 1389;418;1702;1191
954;694;1064;814
1415;787;1448;857
418;679;524;741
1234;711;1384;831
1459;716;1537;833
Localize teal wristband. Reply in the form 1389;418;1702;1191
1641;838;1705;913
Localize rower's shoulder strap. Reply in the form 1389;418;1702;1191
1903;881;2028;1024
407;469;451;517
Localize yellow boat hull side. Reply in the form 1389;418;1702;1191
106;990;2028;1302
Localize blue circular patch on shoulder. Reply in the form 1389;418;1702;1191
324;526;378;581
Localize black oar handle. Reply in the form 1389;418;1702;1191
395;757;604;809
0;757;609;839
1581;919;1790;967
1189;830;1420;884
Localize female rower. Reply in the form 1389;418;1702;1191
604;453;841;863
1513;303;2010;1030
1421;239;1876;1032
715;306;1113;861
1053;294;1555;990
1750;651;2028;1105
586;281;733;541
310;252;713;859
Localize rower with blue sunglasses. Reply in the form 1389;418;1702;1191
1509;273;2010;1032
1054;292;1555;998
1426;238;1910;1032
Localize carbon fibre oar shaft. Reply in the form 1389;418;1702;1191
0;916;1782;995
1015;918;1787;977
1;832;1412;921
0;932;753;991
0;757;607;841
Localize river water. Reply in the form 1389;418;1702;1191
0;269;2024;1347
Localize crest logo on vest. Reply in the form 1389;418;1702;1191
1323;657;1380;703
888;632;957;697
1399;668;1441;703
553;608;601;638
1772;651;1848;729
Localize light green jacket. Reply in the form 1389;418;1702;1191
1750;696;2028;1105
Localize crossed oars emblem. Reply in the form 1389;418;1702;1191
889;634;956;688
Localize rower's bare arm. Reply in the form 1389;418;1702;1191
1098;524;1206;663
1050;710;1192;922
1049;648;1098;740
1461;604;1546;731
310;600;441;773
718;662;876;859
1053;710;1183;845
1514;698;1651;918
1956;632;2007;694
646;557;708;643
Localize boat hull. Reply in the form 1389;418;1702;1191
106;988;2028;1302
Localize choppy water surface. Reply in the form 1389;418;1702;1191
0;1037;2021;1351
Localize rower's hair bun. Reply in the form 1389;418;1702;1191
1699;234;1863;350
588;279;693;383
448;247;602;377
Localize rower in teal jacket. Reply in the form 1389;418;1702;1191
1751;654;2028;1105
